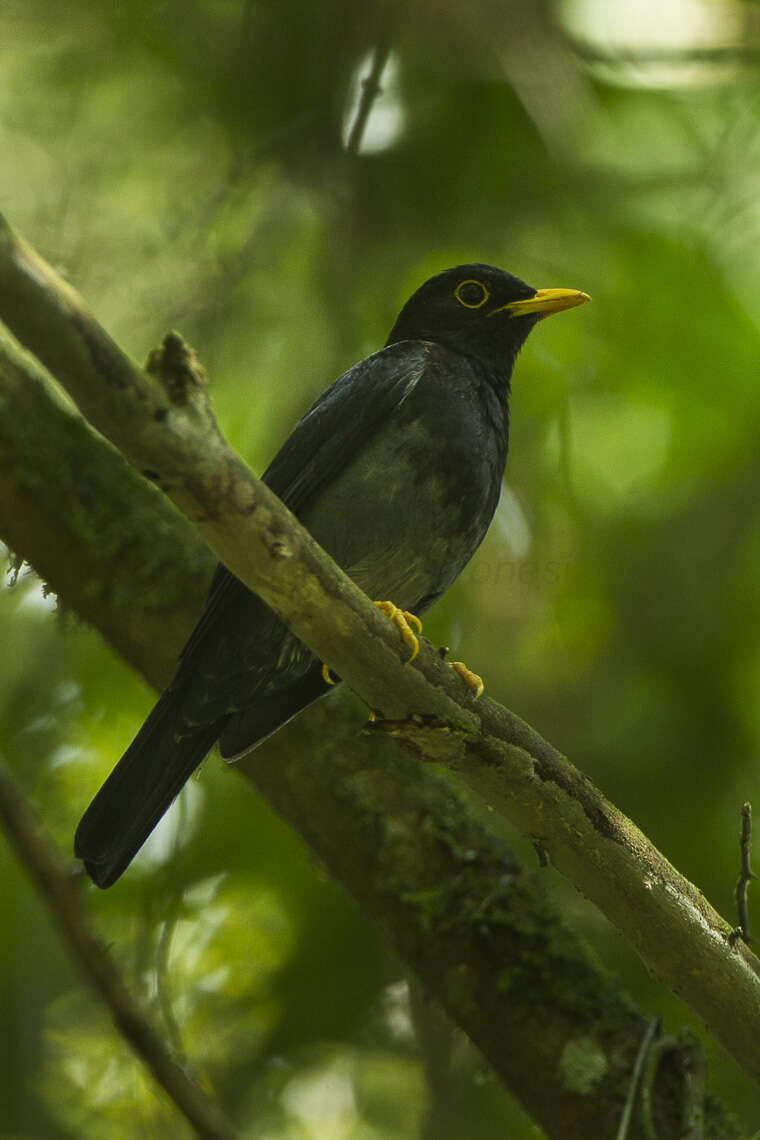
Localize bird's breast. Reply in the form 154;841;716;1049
301;368;507;614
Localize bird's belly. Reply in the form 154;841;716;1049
300;417;498;614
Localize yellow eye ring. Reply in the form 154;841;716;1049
454;279;490;308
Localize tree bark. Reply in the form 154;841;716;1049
0;212;753;1136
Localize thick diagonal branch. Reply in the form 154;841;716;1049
3;339;739;1137
1;213;759;1099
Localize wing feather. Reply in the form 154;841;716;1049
178;341;428;667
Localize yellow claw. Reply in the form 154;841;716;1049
321;601;421;684
374;600;422;662
450;660;484;699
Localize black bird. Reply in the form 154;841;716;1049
75;264;589;887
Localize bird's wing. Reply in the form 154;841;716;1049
262;340;428;511
178;340;430;664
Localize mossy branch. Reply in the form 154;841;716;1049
0;212;756;1133
0;754;240;1140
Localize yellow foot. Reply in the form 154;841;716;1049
374;600;422;662
321;601;422;685
450;660;484;699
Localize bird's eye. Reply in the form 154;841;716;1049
454;279;490;309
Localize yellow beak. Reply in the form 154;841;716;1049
490;287;591;320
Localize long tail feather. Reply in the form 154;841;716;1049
75;692;221;888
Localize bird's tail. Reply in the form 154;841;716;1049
74;689;221;889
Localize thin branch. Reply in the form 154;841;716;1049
0;754;239;1140
734;801;755;944
345;38;393;156
616;1017;660;1140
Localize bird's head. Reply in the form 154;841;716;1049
386;263;590;381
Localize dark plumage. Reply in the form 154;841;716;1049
75;264;589;887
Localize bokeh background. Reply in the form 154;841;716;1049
2;0;760;1135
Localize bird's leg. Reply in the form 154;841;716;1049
374;600;422;662
449;660;484;699
320;602;422;687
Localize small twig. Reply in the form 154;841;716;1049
731;801;754;945
616;1016;659;1140
344;37;393;156
0;754;239;1140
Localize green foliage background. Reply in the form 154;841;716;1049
2;0;760;1135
